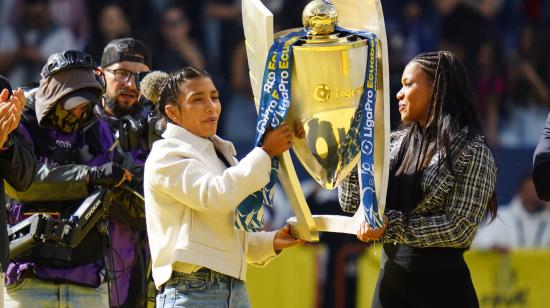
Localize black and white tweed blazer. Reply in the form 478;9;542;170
338;128;497;248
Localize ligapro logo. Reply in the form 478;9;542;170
361;139;374;155
313;84;330;102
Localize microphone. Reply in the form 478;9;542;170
139;71;168;105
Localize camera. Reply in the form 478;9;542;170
118;109;163;152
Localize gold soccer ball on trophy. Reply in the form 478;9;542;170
302;0;338;36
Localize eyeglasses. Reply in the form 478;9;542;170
104;68;149;83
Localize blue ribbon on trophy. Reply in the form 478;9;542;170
234;30;305;231
334;27;381;228
235;27;380;231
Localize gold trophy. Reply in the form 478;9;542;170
242;0;390;241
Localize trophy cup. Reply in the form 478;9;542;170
242;0;390;241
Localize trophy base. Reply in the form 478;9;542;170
287;214;362;240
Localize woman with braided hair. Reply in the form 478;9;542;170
339;51;497;307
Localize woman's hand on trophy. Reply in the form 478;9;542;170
293;119;305;139
356;215;389;242
262;124;293;158
273;224;305;253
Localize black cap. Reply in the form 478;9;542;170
0;75;12;97
101;38;152;69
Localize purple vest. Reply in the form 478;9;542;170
6;120;136;295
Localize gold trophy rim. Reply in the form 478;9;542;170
276;27;369;52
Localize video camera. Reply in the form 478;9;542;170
116;69;169;153
118;106;163;153
8;190;110;259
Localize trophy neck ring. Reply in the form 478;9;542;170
274;28;369;52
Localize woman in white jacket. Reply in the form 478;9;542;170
144;67;303;308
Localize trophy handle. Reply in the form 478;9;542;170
242;0;274;111
287;200;364;235
278;152;320;242
312;205;364;234
242;0;320;241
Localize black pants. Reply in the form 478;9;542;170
372;244;479;308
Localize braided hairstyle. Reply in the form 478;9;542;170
397;50;497;220
156;67;212;125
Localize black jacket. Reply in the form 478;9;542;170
533;111;550;201
0;129;36;271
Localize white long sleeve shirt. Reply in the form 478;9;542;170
144;123;278;288
473;197;550;249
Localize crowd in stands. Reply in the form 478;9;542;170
2;0;549;147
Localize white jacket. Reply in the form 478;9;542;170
473;197;550;249
144;123;278;288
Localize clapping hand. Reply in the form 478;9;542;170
0;88;26;148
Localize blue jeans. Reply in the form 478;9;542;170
156;268;251;308
3;277;109;308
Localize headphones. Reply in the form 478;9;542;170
41;50;107;94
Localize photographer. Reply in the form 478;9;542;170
3;51;129;308
94;38;153;307
95;37;153;147
0;76;36;306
